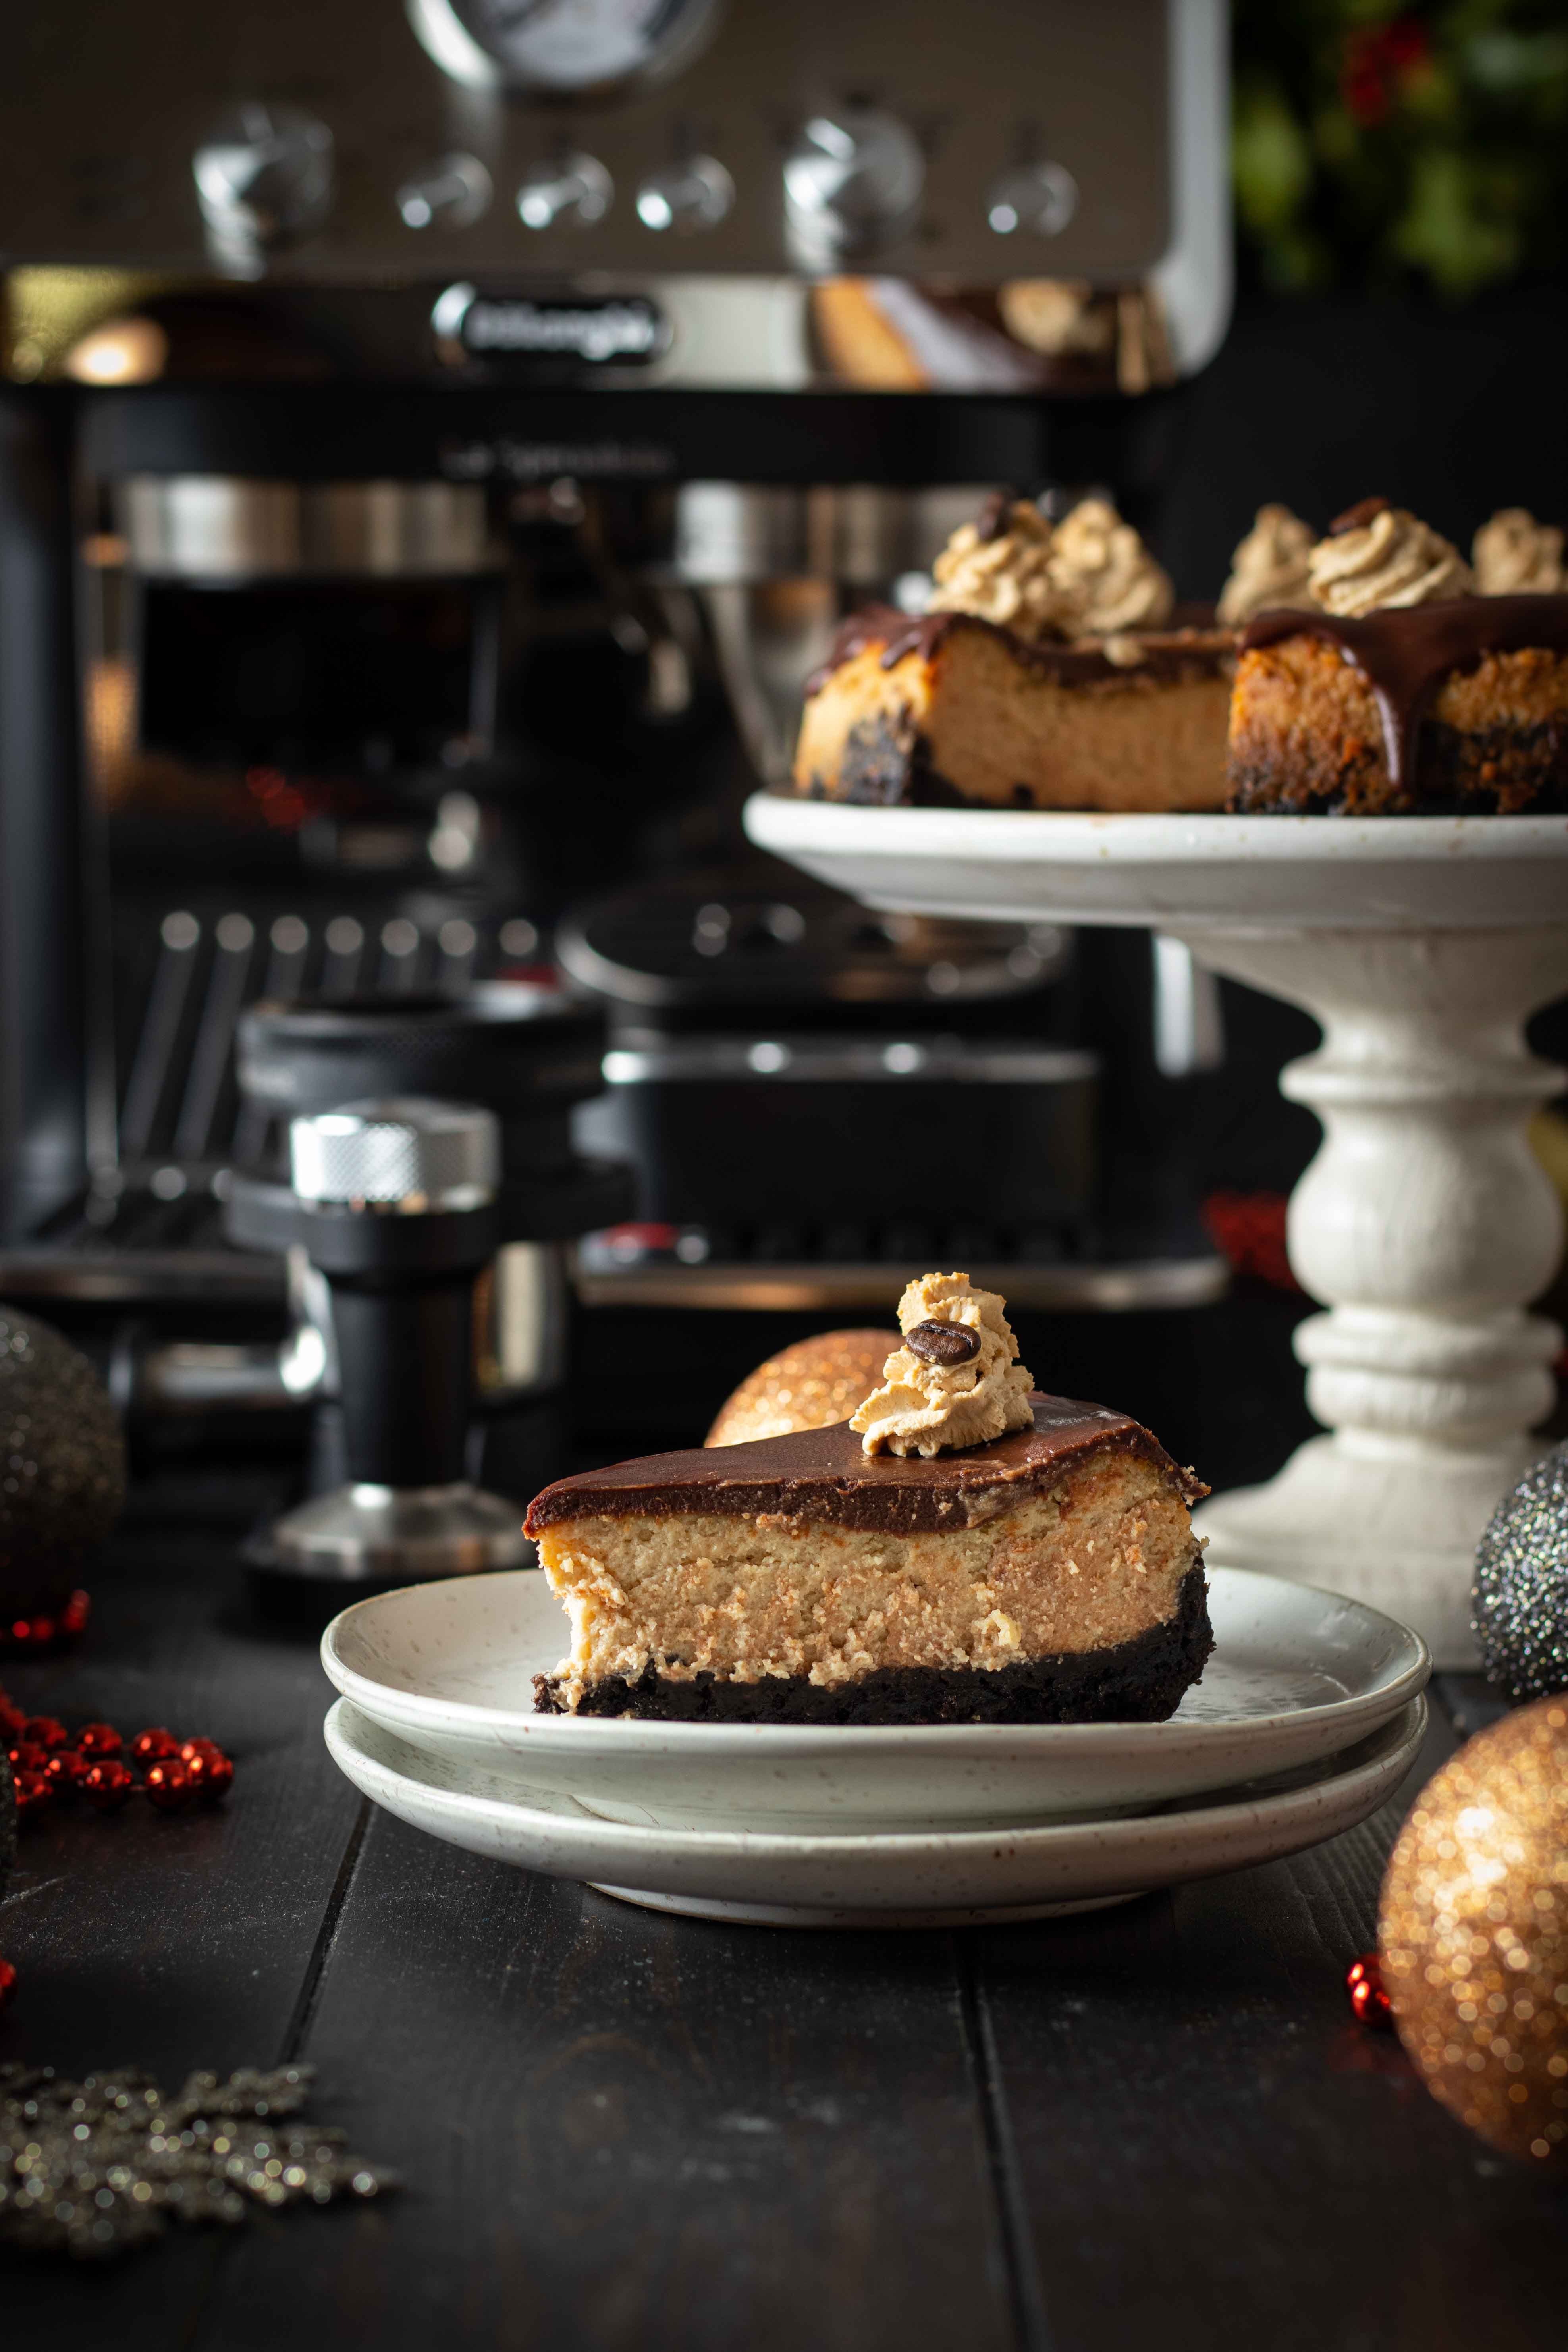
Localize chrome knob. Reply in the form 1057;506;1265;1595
636;154;734;233
515;152;612;231
396;152;492;230
986;159;1078;238
193;103;334;273
289;1099;500;1213
783;108;923;265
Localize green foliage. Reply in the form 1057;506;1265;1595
1232;1;1568;297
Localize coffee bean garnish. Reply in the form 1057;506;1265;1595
1327;495;1390;537
905;1320;981;1366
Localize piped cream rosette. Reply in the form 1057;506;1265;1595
851;1272;1035;1458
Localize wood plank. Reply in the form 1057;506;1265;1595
975;1697;1568;2352
1;1471;364;2342
191;1820;1018;2352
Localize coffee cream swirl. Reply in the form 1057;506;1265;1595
850;1272;1035;1458
1046;496;1175;633
1217;504;1316;625
928;495;1172;641
1308;505;1473;617
928;500;1069;642
1472;507;1566;596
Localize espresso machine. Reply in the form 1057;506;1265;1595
0;0;1237;1564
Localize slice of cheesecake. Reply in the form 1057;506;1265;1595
1228;599;1568;814
792;605;1236;812
526;1395;1211;1726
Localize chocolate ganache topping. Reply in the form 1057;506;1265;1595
1241;594;1568;792
524;1394;1207;1538
804;604;1230;700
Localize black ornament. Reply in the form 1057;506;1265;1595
0;1307;125;1621
1473;1441;1568;1702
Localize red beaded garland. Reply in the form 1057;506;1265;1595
0;1958;17;2010
81;1756;136;1813
1;1681;232;1826
0;1590;89;1655
142;1758;193;1812
1347;1951;1394;2030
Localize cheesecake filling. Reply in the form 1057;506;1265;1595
537;1449;1201;1712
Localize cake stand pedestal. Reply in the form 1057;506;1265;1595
744;802;1568;1664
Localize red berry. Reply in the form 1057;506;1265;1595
1346;1951;1394;2031
8;1619;31;1644
183;1747;234;1802
143;1758;193;1812
76;1722;124;1758
0;1957;16;2008
13;1770;52;1822
22;1717;68;1750
7;1741;50;1774
131;1727;179;1764
82;1757;135;1813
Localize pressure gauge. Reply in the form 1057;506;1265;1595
408;0;723;96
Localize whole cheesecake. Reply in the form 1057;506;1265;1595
526;1274;1212;1727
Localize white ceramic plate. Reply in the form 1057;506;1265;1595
324;1693;1427;1928
743;799;1568;933
321;1565;1428;1833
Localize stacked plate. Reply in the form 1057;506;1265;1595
322;1566;1429;1928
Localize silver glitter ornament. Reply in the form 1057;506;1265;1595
0;2063;397;2260
1472;1440;1568;1701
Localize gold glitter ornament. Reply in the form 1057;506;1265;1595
1379;1696;1568;2165
706;1330;896;1447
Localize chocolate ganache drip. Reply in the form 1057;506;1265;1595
1240;595;1568;793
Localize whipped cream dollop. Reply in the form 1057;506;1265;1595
1308;499;1473;617
850;1271;1035;1458
1472;507;1566;596
1217;503;1317;625
1047;495;1175;634
928;498;1070;642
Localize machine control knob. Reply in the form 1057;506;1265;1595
986;158;1079;238
289;1099;500;1213
192;102;334;272
783;107;924;265
636;154;734;233
515;152;613;230
396;152;493;230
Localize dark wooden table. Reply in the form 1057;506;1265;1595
4;1464;1566;2352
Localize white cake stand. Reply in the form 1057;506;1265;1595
745;800;1568;1665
